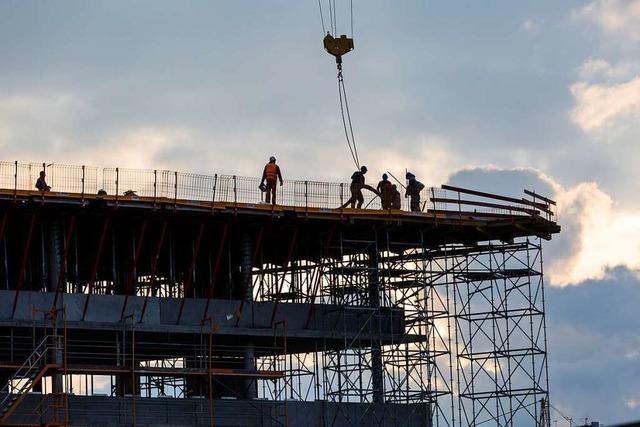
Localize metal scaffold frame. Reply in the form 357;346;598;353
0;159;557;426
452;239;549;427
252;234;550;427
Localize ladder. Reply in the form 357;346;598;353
0;335;61;422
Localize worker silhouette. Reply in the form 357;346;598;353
260;156;283;205
390;185;401;209
341;166;369;209
405;172;425;212
35;171;51;192
376;173;393;209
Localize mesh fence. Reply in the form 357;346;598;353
0;161;549;217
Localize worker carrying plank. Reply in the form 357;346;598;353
260;156;283;205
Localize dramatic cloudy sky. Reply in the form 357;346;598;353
2;0;640;423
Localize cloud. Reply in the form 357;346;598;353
447;166;640;286
574;0;640;40
520;19;542;33
0;93;83;157
552;182;640;285
578;58;640;82
546;268;640;423
569;74;640;131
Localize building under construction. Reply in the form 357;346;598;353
0;161;559;426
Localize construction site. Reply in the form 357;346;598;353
0;2;569;425
0;160;560;426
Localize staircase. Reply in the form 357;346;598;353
0;335;60;423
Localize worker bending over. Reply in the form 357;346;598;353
341;166;368;209
35;171;51;192
377;173;393;209
390;185;401;209
405;172;425;212
260;156;283;204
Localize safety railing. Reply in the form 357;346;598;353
0;161;555;219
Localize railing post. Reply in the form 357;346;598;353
153;170;157;207
173;171;178;209
81;165;85;203
457;189;462;225
304;181;308;214
233;175;237;212
13;160;17;201
211;174;218;213
42;162;46;202
115;167;119;206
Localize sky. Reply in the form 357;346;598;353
1;0;640;424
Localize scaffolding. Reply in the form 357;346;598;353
0;160;559;426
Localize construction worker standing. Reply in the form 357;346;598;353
405;172;425;212
376;173;393;209
260;156;283;204
341;166;368;209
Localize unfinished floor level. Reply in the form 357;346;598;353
0;162;560;426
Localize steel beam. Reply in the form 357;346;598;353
11;213;36;318
120;219;148;320
234;227;263;327
139;219;167;322
81;216;111;320
202;223;228;322
269;227;298;326
52;215;76;308
176;222;206;323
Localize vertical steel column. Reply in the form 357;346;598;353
270;227;298;326
139;220;167;322
176;222;206;323
235;227;263;327
367;240;384;405
11;213;36;318
0;211;9;291
121;219;148;320
52;216;76;308
82;216;111;320
304;227;335;329
202;224;228;322
239;231;257;399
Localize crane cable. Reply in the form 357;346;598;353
338;67;360;168
550;403;575;426
318;0;360;169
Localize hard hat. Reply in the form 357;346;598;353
382;173;388;180
361;165;368;172
269;156;276;162
405;172;414;179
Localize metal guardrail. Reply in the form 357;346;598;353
0;161;555;219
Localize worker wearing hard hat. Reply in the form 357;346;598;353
260;156;283;205
341;165;368;209
376;173;393;209
405;172;425;212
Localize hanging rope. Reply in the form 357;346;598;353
337;68;359;168
350;0;354;37
317;0;326;34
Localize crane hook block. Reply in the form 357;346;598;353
323;33;354;65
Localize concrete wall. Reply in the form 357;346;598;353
0;290;404;341
2;394;431;427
